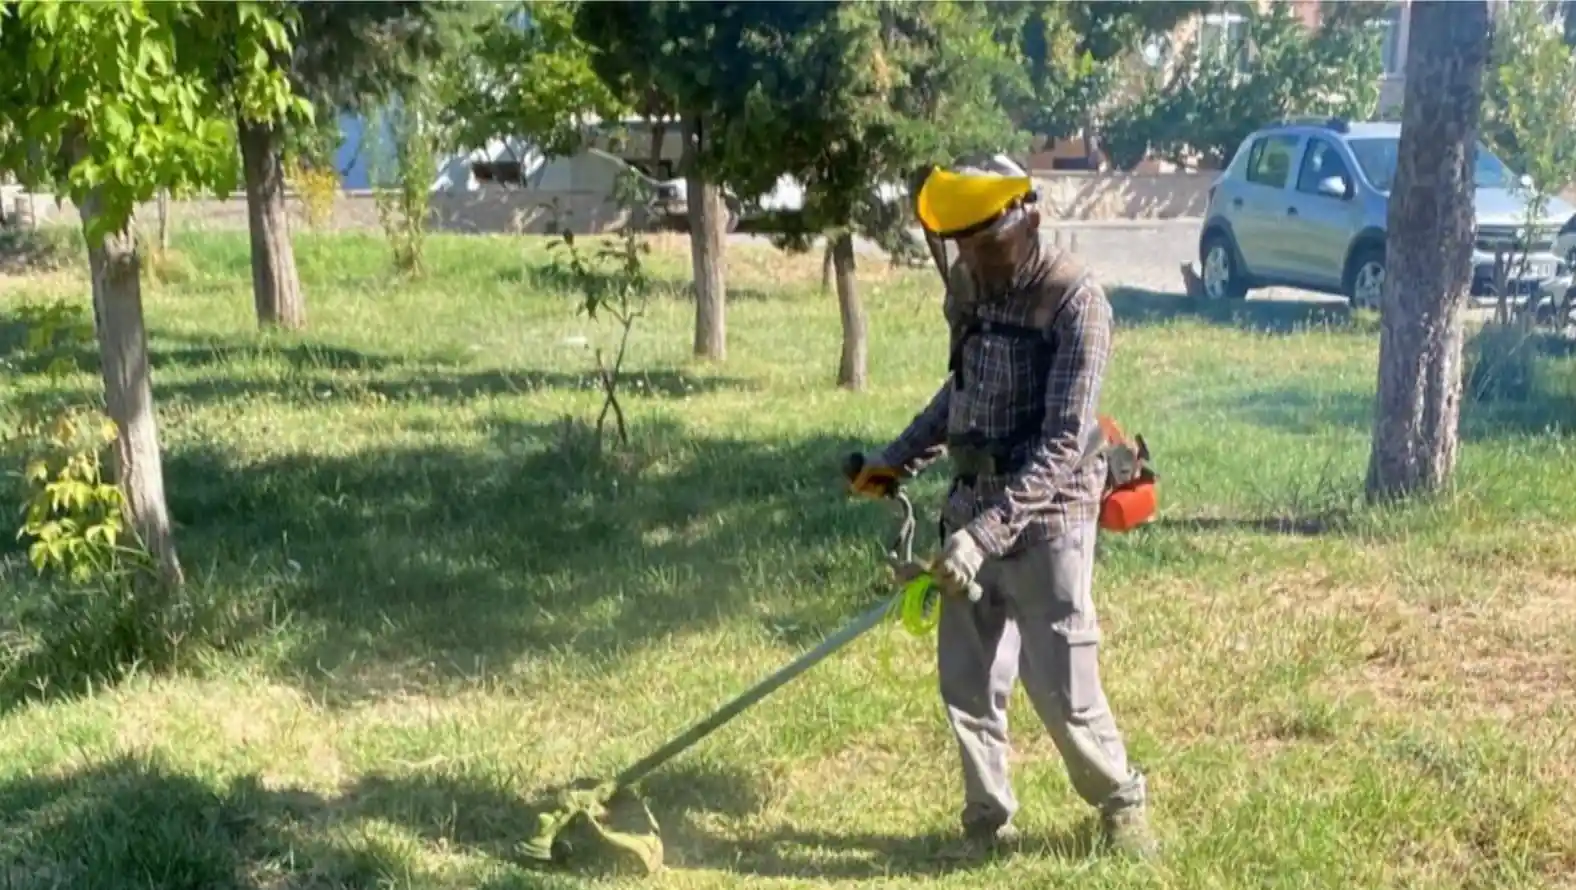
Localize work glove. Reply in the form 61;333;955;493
843;451;900;499
934;528;987;599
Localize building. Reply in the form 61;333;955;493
1373;2;1410;116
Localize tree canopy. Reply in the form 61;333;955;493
280;1;450;164
1480;0;1576;187
1102;1;1387;170
0;0;308;240
437;1;627;159
989;0;1208;142
699;1;1026;253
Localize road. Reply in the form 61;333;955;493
732;217;1510;320
731;217;1343;305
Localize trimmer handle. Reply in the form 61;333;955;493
884;489;983;604
842;450;865;482
843;451;901;498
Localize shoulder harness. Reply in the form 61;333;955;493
943;249;1158;533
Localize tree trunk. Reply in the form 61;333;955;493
821;240;834;293
80;190;185;589
156;188;170;252
648;120;667;177
1366;0;1491;503
238;117;306;331
683;115;726;361
832;231;867;391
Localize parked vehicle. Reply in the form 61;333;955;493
1198;117;1576;309
1549;214;1576;271
652;176;916;239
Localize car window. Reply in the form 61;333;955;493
1245;134;1299;189
1224;136;1255;177
1295;138;1352;195
1240;138;1266;182
1348;136;1517;191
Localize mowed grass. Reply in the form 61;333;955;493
2;225;1576;890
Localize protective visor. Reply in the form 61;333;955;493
915;166;1037;240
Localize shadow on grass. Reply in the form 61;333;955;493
1219;383;1576;442
0;749;1078;886
1;319;756;407
1107;286;1371;335
352;759;768;866
0;751;771;889
669;820;1101;879
0;753;388;890
0;747;1109;886
148;365;754;407
146;416;909;706
0;310;81;376
0;310;401;378
0;575;217;715
1202;317;1576;442
501;263;781;303
1225;388;1375;436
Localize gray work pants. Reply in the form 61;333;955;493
937;519;1147;832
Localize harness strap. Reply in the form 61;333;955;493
946;251;1090;391
948;318;1051;391
941;249;1109;492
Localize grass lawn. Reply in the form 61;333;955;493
2;226;1575;889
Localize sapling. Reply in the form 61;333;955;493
548;174;653;450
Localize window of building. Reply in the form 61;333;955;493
1371;4;1404;76
1196;11;1249;71
471;161;524;185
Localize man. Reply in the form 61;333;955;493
844;154;1157;860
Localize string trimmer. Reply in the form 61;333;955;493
518;488;979;876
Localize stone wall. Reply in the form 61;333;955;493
5;188;635;236
1031;171;1217;221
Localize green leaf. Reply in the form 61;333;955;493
28;542;48;573
0;1;307;234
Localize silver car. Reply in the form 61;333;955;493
1198;118;1576;309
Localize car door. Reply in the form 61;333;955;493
1230;132;1304;279
1280;136;1363;291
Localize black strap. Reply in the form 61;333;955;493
944;269;1093;475
948;318;1052;391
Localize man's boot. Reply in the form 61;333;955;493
940;820;1021;862
1101;805;1159;861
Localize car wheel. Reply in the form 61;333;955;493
1200;232;1247;300
1346;246;1385;310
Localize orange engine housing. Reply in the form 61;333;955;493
1099;476;1158;533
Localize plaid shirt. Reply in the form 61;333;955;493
877;244;1113;558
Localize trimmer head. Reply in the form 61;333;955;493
519;781;665;876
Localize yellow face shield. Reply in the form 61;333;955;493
915;166;1035;240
